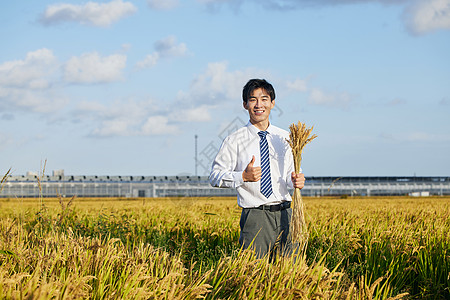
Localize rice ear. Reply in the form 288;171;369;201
287;121;317;254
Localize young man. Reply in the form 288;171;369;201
209;78;305;258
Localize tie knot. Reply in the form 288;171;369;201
258;131;268;139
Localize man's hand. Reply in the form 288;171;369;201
291;172;305;189
242;155;261;182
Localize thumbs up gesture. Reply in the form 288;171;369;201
242;155;262;182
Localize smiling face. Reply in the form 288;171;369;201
243;87;275;131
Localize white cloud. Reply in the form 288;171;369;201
40;0;137;27
197;0;409;10
403;0;450;35
136;36;188;69
76;63;349;137
155;36;188;58
76;100;108;113
141;116;179;135
197;0;450;35
136;53;160;69
185;105;213;122
308;88;353;108
76;98;150;120
91;119;132;136
1;89;69;114
286;78;308;92
75;62;257;137
75;99;181;137
185;61;262;104
0;48;57;89
74;61;260;137
170;105;213;122
121;43;132;52
0;48;69;113
309;88;333;105
169;62;274;128
147;0;179;10
64;52;127;83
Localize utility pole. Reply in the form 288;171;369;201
195;135;198;176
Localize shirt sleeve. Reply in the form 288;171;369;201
209;137;244;189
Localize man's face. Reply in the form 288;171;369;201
243;88;275;129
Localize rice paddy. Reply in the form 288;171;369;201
0;195;448;299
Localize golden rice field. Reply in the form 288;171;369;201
0;195;448;299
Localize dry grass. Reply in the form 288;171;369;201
287;121;317;252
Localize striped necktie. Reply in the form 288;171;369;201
258;131;273;198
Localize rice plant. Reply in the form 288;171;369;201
0;195;448;299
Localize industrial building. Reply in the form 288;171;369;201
1;174;449;198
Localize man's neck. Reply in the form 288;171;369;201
250;120;270;131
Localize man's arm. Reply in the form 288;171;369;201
209;138;245;189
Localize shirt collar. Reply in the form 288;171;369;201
246;121;273;136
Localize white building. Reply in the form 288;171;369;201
1;175;449;198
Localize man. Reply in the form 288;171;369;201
209;78;305;258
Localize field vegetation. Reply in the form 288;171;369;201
0;195;448;299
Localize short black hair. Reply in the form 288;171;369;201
242;79;276;103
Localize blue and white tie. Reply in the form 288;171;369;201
258;131;273;198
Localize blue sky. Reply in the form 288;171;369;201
1;0;449;177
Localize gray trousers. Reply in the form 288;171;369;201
239;207;295;258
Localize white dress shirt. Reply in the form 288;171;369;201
209;121;297;208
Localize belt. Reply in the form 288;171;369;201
255;202;291;212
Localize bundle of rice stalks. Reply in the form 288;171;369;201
287;121;317;253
